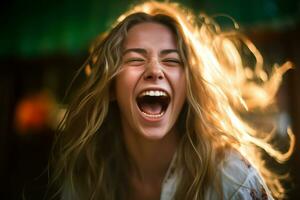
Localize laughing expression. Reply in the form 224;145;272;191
114;22;186;140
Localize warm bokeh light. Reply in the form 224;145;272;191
14;91;56;134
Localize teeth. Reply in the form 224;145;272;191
139;90;167;97
141;111;165;118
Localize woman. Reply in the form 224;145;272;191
50;1;294;199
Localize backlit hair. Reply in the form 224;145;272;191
50;1;295;199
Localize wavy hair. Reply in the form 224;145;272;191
50;1;295;199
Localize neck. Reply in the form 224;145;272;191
123;128;178;183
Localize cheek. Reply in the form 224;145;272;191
114;69;140;104
172;69;186;96
173;70;187;108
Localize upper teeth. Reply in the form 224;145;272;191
139;90;167;97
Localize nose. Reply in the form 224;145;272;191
143;60;164;81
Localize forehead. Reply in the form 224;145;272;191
123;22;177;49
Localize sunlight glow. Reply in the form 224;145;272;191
94;2;295;198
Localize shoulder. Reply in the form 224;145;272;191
218;150;274;200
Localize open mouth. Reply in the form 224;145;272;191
136;90;170;119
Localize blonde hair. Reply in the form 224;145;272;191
50;1;295;199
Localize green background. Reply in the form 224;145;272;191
2;0;300;58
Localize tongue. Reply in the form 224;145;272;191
140;102;163;115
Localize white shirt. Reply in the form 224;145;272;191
160;150;274;200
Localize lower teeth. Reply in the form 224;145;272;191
141;111;164;118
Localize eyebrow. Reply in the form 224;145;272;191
123;48;147;56
160;49;179;56
122;48;179;56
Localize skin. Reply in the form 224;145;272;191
114;22;186;199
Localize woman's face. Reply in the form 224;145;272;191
114;22;186;140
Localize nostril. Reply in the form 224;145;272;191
144;73;164;81
145;74;154;80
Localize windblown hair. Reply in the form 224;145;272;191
50;1;295;200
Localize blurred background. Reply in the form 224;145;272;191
0;0;299;199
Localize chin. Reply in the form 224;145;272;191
138;126;172;141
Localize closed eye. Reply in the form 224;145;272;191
124;58;145;66
162;58;182;66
